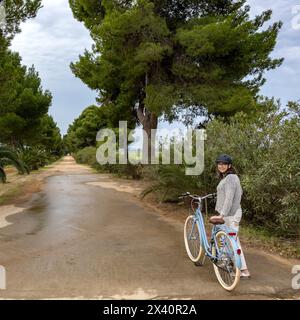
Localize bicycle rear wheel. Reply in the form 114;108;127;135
212;230;240;291
184;215;205;266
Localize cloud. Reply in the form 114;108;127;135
245;0;300;102
276;45;300;60
12;0;93;81
11;0;96;135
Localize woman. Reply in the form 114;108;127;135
214;154;251;279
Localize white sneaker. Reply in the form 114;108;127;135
240;271;251;279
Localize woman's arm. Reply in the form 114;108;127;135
219;175;236;217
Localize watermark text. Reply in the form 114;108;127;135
0;265;6;290
292;265;300;290
96;122;206;176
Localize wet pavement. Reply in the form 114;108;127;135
0;158;299;299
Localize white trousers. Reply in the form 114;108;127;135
223;209;248;271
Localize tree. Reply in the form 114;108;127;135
1;0;42;41
69;0;283;158
0;0;62;171
0;0;49;148
0;41;52;148
65;102;136;153
15;115;63;171
39;115;63;156
65;105;110;152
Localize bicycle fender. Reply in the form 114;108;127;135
229;235;242;270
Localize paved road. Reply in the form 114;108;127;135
0;157;298;299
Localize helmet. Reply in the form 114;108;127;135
215;154;233;164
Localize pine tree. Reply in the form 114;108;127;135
69;0;283;159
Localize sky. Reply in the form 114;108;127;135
10;0;300;135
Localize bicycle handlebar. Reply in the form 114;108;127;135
178;192;217;202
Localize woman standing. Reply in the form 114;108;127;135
214;154;251;279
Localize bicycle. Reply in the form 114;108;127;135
179;192;242;291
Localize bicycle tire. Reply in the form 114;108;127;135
212;230;240;291
184;215;205;266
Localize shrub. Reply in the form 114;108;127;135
19;146;55;171
143;99;300;238
0;146;28;183
74;147;143;179
74;146;98;167
141;164;202;202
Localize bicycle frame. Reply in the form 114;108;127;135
192;206;242;270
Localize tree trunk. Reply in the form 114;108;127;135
137;105;158;164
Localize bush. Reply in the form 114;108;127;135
0;146;28;183
141;164;202;202
144;99;300;238
19;146;55;171
241;113;300;237
201;101;300;238
74;146;98;167
74;147;143;179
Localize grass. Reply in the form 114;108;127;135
0;185;21;205
239;224;300;260
0;175;43;206
0;163;53;206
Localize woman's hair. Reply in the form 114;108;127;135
217;165;238;180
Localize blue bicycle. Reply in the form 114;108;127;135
180;192;242;291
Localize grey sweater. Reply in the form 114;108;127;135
215;174;243;217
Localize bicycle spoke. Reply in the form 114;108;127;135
213;230;240;290
184;216;205;264
187;218;200;259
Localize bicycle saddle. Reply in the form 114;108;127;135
209;216;225;225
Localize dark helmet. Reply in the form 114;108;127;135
215;154;233;164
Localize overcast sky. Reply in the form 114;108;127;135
11;0;300;135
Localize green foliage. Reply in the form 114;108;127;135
65;105;111;153
74;146;143;179
141;164;200;202
70;0;283;125
65;102;136;155
39;115;64;157
0;145;27;183
0;2;62;173
18;146;54;171
0;37;52;147
198;99;299;238
238;103;300;238
1;0;42;40
74;146;98;167
69;0;106;30
16;115;64;171
12;115;64;172
143;99;300;238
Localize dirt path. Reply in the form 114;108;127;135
0;157;299;300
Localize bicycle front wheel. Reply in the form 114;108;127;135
184;215;205;265
212;230;240;291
